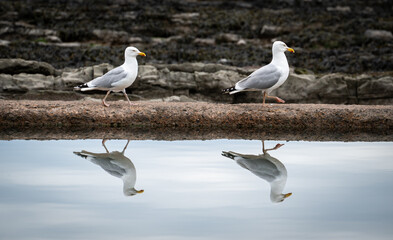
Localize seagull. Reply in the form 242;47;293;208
73;139;144;196
222;41;295;105
222;141;292;203
74;46;146;107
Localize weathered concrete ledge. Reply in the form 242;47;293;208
0;100;392;141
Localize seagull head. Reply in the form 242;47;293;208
124;188;144;196
271;192;292;203
272;41;295;53
125;46;146;58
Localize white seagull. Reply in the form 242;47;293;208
74;46;146;107
74;139;144;196
222;141;292;203
223;41;294;105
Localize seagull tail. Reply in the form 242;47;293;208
74;83;90;91
221;151;236;160
222;86;237;94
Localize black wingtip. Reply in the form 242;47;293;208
222;86;236;94
74;83;88;91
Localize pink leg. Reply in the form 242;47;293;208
122;89;132;106
266;95;285;103
102;90;111;107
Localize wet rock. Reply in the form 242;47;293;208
128;37;143;43
92;29;130;44
271;73;316;102
193;38;215;45
0;58;60;76
0;73;55;92
215;33;241;43
260;25;282;37
172;13;200;24
237;39;247;45
307;73;353;104
358;76;393;100
61;63;113;89
46;35;62;43
364;29;393;40
159;71;196;89
0;39;10;46
326;6;351;13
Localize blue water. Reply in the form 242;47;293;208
0;139;392;240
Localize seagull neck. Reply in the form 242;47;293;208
270;178;286;198
124;57;138;69
271;51;288;66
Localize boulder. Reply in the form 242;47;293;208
260;25;282;37
326;6;351;13
195;70;243;91
358;76;393;99
364;30;393;40
92;29;130;44
193;38;216;45
158;71;196;89
172;13;200;24
215;33;241;43
61;63;113;89
0;59;60;76
0;73;54;92
271;73;316;102
306;73;352;104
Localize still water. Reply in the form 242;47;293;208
0;139;392;240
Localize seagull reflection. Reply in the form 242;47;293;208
222;141;292;203
73;139;144;196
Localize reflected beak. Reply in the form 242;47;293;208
287;48;295;53
138;52;146;57
284;192;292;198
136;189;144;194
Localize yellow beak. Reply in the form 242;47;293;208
138;52;146;57
284;192;292;198
136;189;144;194
287;48;295;53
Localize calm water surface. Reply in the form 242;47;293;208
0;139;392;240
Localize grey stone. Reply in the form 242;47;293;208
92;29;130;43
358;76;393;99
159;71;196;89
92;63;113;79
364;30;393;40
306;73;351;103
260;25;282;37
195;70;243;90
1;73;55;92
215;33;241;43
0;74;15;92
237;39;247;45
172;13;200;24
0;59;60;76
0;40;10;46
193;38;216;45
271;73;316;102
327;6;351;13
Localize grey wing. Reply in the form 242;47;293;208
73;151;126;178
236;64;281;90
88;157;127;178
89;66;127;89
239;158;280;182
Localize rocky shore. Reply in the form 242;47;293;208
1;58;392;104
1;0;392;104
0;0;392;73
